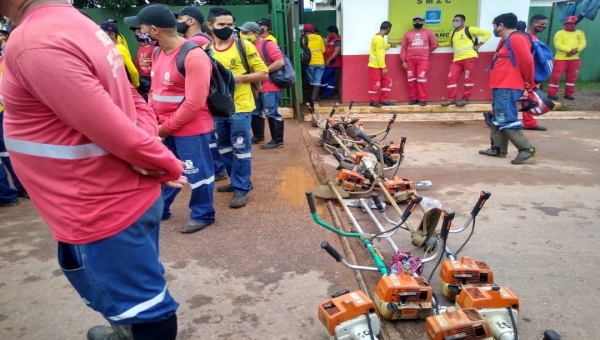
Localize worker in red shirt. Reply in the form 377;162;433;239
400;15;438;106
1;2;186;339
479;12;537;164
130;25;155;102
174;6;229;183
321;25;342;99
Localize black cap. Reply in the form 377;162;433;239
100;20;119;35
124;4;177;28
0;30;9;36
257;18;271;28
174;6;205;25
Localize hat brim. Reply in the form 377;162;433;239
124;16;142;26
173;11;181;17
129;26;140;31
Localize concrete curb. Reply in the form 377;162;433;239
299;110;599;122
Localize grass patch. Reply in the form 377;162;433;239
541;80;600;90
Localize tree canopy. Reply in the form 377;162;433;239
72;0;270;12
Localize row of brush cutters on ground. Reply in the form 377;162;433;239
305;102;561;340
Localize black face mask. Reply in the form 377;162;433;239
213;27;233;40
413;23;424;29
176;22;189;35
135;35;146;42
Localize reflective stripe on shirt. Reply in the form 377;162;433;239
5;137;109;160
152;94;185;103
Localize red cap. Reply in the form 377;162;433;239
565;16;577;24
303;23;314;32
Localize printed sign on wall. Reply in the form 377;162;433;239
388;0;480;44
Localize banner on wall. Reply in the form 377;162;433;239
388;0;480;44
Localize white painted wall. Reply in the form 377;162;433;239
341;0;533;56
530;0;555;7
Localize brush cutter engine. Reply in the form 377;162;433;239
426;307;494;340
440;256;495;301
336;169;366;192
383;177;416;203
373;272;433;320
456;285;520;340
318;290;381;340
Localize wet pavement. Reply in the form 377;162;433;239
1;118;599;340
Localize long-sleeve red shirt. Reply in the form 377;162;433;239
490;32;535;90
0;4;184;244
149;42;213;136
400;29;438;61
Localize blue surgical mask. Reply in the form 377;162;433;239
452;22;461;29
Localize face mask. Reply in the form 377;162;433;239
564;23;576;31
452;21;461;29
213;26;234;40
260;27;266;34
534;24;546;33
176;21;189;35
493;27;502;37
413;23;424;29
135;34;145;42
242;34;257;43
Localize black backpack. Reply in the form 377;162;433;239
261;40;296;89
450;26;479;46
300;34;311;66
153;41;236;118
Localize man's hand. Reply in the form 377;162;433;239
473;43;482;51
569;48;578;54
382;68;389;75
158;125;169;139
234;74;246;84
130;165;165;178
390;43;398;48
165;175;188;189
401;61;408;70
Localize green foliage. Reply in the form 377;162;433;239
71;0;270;12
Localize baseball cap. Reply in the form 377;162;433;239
239;22;261;33
100;20;119;35
124;4;177;28
0;30;9;36
564;15;577;24
413;15;425;20
174;6;205;24
257;18;271;28
303;23;314;32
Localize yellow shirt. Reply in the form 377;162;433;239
265;34;277;44
307;33;326;65
212;39;269;113
554;30;586;60
439;26;491;61
116;43;139;88
368;35;391;69
117;34;129;52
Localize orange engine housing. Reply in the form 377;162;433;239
373;273;433;320
318;290;378;336
386;144;401;155
336;169;365;191
456;285;520;313
383;177;415;194
426;307;494;340
354;151;375;165
440;256;495;300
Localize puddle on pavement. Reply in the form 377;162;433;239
279;166;326;215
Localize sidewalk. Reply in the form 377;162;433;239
0;120;358;340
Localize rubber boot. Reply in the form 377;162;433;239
310;86;320;109
250;115;265;144
87;324;133;340
131;314;178;340
261;118;284;149
479;124;508;158
505;129;538;164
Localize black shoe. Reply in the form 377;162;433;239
215;170;228;181
523;126;548;131
456;98;469;107
230;193;249;208
511;147;538;164
0;200;19;208
441;100;456;106
369;102;382;107
17;190;29;199
87;325;132;340
261;140;284;149
161;214;171;221
379;100;395;106
408;99;419;105
261;118;284;149
419;101;427;106
251;136;265;144
180;221;213;234
563;95;575;100
547;94;559;100
217;183;234;192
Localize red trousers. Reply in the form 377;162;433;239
447;57;477;100
368;67;392;102
547;59;581;96
406;59;430;101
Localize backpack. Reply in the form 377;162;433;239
300;34;312;66
489;31;554;84
261;40;296;89
235;38;263;100
450;26;479;46
153;41;235;118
